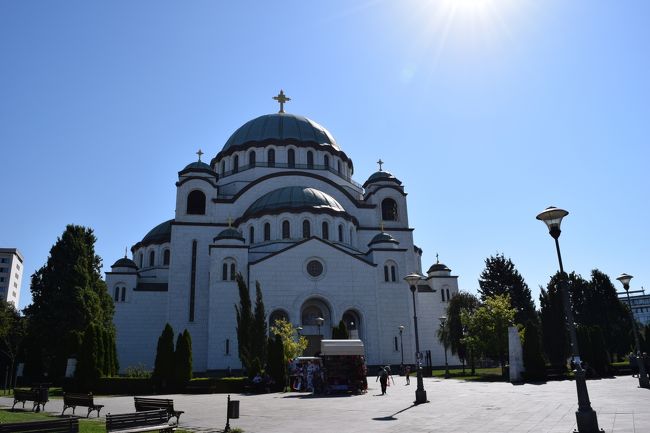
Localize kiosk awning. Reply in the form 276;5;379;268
320;339;365;356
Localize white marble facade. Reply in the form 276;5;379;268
107;105;460;373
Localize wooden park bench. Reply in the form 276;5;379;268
106;409;174;433
0;417;79;433
134;397;184;423
62;392;105;417
12;387;49;412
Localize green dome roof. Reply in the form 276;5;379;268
183;161;212;171
243;186;346;219
111;257;138;269
133;219;173;250
368;232;399;247
363;170;402;188
222;113;340;152
215;228;244;242
428;263;451;273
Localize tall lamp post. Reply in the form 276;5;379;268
404;272;428;405
616;273;650;388
537;206;602;433
398;325;405;368
315;317;324;338
439;316;450;378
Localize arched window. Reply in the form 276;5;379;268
163;249;170;266
337;160;341;173
441;289;446;302
384;261;397;282
269;310;289;328
302;220;311;238
338;224;344;242
187;190;206;215
139;253;143;268
121;287;126;302
221;161;225;174
384;266;389;282
342;310;359;332
233;155;239;173
282;221;290;239
149;251;155;267
391;265;396;282
301;306;324;326
268;149;275;167
222;263;228;281
381;198;398;221
307;151;314;168
114;287;119;301
249;151;256;167
324;155;329;169
322;221;329;240
230;263;236;280
288;149;295;168
264;222;271;241
447;288;450;301
249;226;255;244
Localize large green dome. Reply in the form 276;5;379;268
221;113;340;152
243;186;346;219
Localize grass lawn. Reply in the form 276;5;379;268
0;409;193;432
429;366;505;381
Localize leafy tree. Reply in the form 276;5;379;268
270;318;308;388
461;294;516;375
478;254;536;326
0;300;25;388
522;320;546;382
235;274;254;372
445;292;480;373
266;334;285;391
540;272;573;369
23;225;115;379
152;323;175;390
173;329;193;390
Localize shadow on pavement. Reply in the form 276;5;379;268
372;403;417;421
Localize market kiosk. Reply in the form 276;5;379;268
320;339;367;394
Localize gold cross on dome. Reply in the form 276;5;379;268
228;217;233;228
196;149;204;162
436;253;439;264
380;222;385;232
377;159;384;171
273;90;291;113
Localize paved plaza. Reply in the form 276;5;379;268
1;375;648;432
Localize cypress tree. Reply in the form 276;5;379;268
96;327;105;376
267;334;285;391
478;253;537;326
251;282;268;365
235;274;253;371
152;323;175;390
522;320;546;382
540;273;570;370
173;329;193;390
75;324;100;390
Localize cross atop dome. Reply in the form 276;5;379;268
196;149;204;162
273;90;291;113
377;159;384;171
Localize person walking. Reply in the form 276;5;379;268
376;367;389;395
404;365;411;385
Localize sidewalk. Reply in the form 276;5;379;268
0;375;648;432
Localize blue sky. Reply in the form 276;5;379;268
1;0;648;310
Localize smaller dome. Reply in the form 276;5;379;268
183;161;212;171
134;219;173;250
428;263;451;273
243;186;346;220
111;257;138;269
214;228;245;242
368;232;399;247
363;170;402;188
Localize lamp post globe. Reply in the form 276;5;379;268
537;206;602;433
616;273;650;388
403;273;428;405
439;316;450;378
315;317;324;337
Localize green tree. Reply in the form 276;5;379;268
270;319;308;388
251;282;268;367
478;254;536;326
0;300;25;388
522;320;546;382
23;225;115;379
266;334;285;391
445;292;480;373
152;323;175;390
235;274;254;372
173;329;193;390
539;272;571;369
461;294;516;375
75;323;101;389
332;320;349;339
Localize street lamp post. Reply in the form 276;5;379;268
404;273;428;405
439;316;450;378
398;325;405;368
616;273;650;388
315;317;324;338
537;206;602;433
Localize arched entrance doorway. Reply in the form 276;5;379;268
300;298;331;356
342;309;362;340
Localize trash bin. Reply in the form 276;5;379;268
228;399;239;419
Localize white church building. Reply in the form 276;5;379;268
107;92;460;374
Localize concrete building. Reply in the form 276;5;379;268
619;290;650;326
107;94;460;374
0;248;24;306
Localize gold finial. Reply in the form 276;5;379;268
273;90;291;113
197;149;204;162
380;222;385;232
377;159;384;171
228;217;233;228
436;253;439;264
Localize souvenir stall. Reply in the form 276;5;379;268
320;339;367;394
